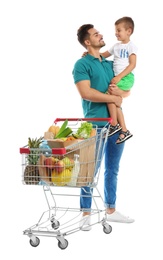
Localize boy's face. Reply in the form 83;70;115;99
115;23;131;42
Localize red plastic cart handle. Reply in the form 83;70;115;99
54;118;112;124
19;147;67;155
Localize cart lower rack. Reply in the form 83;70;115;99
20;118;112;249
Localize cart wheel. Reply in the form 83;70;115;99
58;239;68;250
103;224;112;234
29;237;40;247
52;220;60;230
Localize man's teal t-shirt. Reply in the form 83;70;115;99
72;54;114;126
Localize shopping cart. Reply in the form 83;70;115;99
20;118;113;249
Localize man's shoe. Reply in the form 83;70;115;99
79;215;91;231
106;211;135;223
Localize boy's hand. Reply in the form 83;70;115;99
110;76;121;85
82;51;88;57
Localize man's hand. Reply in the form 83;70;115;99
109;84;130;98
108;84;121;96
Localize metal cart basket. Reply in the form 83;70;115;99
20;118;113;249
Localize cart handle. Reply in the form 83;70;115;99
54;118;112;124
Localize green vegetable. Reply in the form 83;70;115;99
72;133;79;139
55;119;68;138
55;127;72;138
76;122;93;139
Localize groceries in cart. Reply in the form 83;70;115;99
44;119;96;143
20;119;99;187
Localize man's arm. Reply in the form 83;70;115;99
76;80;122;107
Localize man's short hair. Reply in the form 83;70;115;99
77;24;94;48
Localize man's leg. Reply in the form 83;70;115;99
104;132;125;210
104;133;134;223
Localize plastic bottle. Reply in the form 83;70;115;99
39;140;51;156
69;154;80;186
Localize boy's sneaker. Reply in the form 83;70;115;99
106;211;134;223
108;124;122;136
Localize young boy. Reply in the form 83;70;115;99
102;16;138;144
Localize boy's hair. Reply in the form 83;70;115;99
77;24;94;48
115;17;134;34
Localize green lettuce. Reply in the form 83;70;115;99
76;122;93;139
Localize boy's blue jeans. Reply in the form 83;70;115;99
80;130;125;211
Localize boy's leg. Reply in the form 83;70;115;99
116;107;133;144
117;107;127;132
107;103;118;126
107;103;122;136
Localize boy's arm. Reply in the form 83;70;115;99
82;51;111;58
111;53;137;84
82;50;112;58
100;50;112;58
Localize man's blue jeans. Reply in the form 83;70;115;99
80;130;125;211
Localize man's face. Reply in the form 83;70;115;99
87;28;105;48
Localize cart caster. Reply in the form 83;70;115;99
103;223;112;234
29;236;40;247
58;239;68;250
51;220;60;230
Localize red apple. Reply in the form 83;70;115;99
44;157;56;169
53;160;65;173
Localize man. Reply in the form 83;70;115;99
72;24;134;231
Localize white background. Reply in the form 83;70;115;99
1;0;163;259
